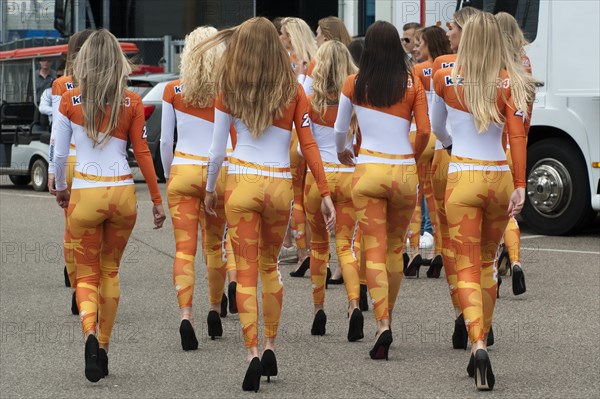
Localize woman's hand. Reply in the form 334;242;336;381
153;204;166;229
337;149;355;167
56;189;70;208
507;187;526;216
48;173;56;196
293;59;308;77
204;190;218;217
320;195;336;232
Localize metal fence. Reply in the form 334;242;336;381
117;36;185;74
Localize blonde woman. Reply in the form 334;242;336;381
431;12;535;390
160;26;235;350
335;21;431;360
199;17;335;392
53;29;165;382
495;11;533;296
302;40;363;341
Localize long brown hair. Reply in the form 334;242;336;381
318;16;352;46
66;29;94;78
420;26;452;60
194;17;297;138
354;21;409;107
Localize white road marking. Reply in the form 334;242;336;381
0;192;53;199
520;235;546;240
521;247;600;255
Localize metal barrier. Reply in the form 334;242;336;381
117;36;186;74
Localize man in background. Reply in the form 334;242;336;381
402;22;423;67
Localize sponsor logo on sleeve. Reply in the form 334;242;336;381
174;85;182;94
123;97;131;107
71;95;81;105
423;68;432;77
442;62;455;69
65;82;75;90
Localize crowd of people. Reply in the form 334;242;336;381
47;7;535;393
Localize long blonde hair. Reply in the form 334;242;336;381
73;29;132;146
281;17;317;62
452;12;534;132
318;16;352;46
311;41;357;122
495;12;528;65
180;26;222;108
193;17;297;138
453;6;481;29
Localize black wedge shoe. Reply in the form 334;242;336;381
179;319;199;351
359;284;369;311
311;309;327;336
474;349;495;390
84;335;103;383
98;348;109;377
426;255;443;278
220;293;228;318
512;264;526;295
453;314;468;350
487;325;495;347
369;329;393;360
325;267;332;289
64;265;70;287
207;310;223;340
228;281;238;314
71;291;78;315
289;257;310;277
467;352;475;378
242;357;262;392
404;254;423;278
347;308;364;342
261;349;278;382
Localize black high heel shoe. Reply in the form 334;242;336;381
474;349;495;390
512;264;526;295
242;357;262;392
369;329;393;360
359;284;369;311
497;274;502;298
228;281;238;314
84;335;103;383
497;244;510;276
402;252;409;272
347;308;364;342
452;314;468;350
261;349;278;382
404;254;423;278
207;310;223;340
325;267;332;289
487;325;494;347
64;265;70;287
467;352;475;378
289;257;310;277
311;309;327;336
179;319;199;351
98;348;108;377
71;291;78;315
220;293;228;318
426;255;443;278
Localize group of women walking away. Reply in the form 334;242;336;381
49;7;534;393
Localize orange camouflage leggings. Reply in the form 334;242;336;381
167;164;228;308
68;185;137;345
290;132;308;249
352;163;419;321
63;155;77;287
445;156;513;343
431;149;461;311
504;148;520;264
225;174;292;348
304;170;359;305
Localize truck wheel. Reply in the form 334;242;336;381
31;159;49;192
9;175;31;186
522;138;595;235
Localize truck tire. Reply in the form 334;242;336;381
522;138;595;235
9;175;31;186
31;159;49;192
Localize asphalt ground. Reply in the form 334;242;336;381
1;177;599;398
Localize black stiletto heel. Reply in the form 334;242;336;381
179;319;199;351
426;255;443;278
289;257;310;277
347;308;364;342
474;349;495;390
404;254;423;278
369;329;393;360
207;310;223;340
487;325;494;347
325;267;332;289
261;349;278;382
512;264;526;295
84;335;103;383
497;274;502;298
64;265;70;287
242;357;262;392
359;284;369;311
452;314;468;350
311;309;327;336
467;352;475;378
71;291;78;315
220;293;228;318
98;348;108;377
228;281;238;314
497;244;510;276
